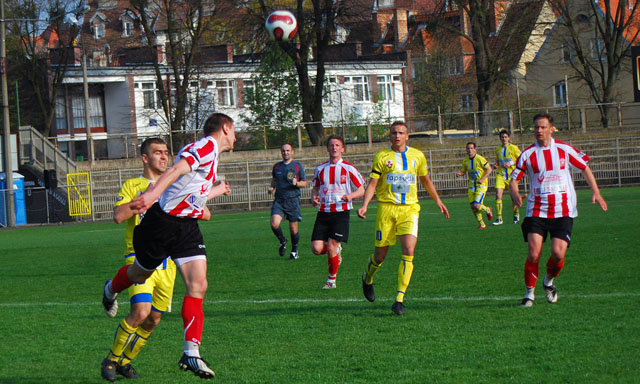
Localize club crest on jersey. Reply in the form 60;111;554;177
322;187;329;194
340;174;347;183
560;157;566;169
200;185;207;195
386;160;393;168
287;171;296;181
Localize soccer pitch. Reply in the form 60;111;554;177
1;187;638;383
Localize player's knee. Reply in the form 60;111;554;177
187;278;208;296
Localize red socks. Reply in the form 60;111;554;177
328;255;340;276
111;264;133;293
524;259;539;288
182;296;204;345
546;258;565;278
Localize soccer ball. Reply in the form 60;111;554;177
265;10;297;42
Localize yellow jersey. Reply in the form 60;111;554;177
114;177;150;255
369;146;428;205
495;144;521;180
461;154;490;190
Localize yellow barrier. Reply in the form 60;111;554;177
66;172;92;216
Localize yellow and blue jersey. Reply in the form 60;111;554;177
114;177;150;255
495;144;521;181
461;154;490;191
370;146;428;205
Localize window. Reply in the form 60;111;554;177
88;95;104;128
554;81;567;106
591;39;605;61
243;79;254;103
208;80;236;107
140;82;159;109
93;23;105;39
447;56;464;76
562;44;575;63
377;75;400;102
460;94;474;111
376;0;394;8
72;95;86;129
323;76;338;102
55;95;67;131
123;20;133;37
344;76;370;102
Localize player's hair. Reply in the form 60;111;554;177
466;141;476;148
533;113;553;124
390;121;408;131
499;129;510;137
140;137;166;156
203;113;234;136
326;135;345;149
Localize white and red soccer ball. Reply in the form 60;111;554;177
265;10;297;42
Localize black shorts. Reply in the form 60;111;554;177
271;198;302;222
311;210;350;243
522;216;573;247
133;203;206;270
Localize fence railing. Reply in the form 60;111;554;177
79;135;639;220
40;101;640;160
19;126;77;182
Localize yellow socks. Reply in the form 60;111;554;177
107;318;137;362
120;326;152;365
473;209;485;226
364;254;382;285
496;199;503;220
396;255;414;302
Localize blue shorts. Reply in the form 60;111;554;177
271;198;302;222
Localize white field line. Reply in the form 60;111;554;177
2;292;639;307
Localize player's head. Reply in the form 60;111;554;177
533;113;554;144
280;143;294;161
203;113;236;151
465;141;477;157
499;130;510;145
140;137;169;176
326;135;345;160
389;121;409;150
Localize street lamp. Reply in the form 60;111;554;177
71;9;93;163
0;0;15;227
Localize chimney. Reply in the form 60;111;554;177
394;9;408;50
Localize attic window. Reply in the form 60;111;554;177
543;27;552;36
123;20;133;37
576;13;589;23
92;22;105;39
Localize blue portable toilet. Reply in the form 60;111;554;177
0;172;27;226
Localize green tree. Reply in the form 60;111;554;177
241;44;301;149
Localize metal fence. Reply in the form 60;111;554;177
39;101;640;160
5;135;638;225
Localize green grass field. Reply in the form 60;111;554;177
1;187;639;383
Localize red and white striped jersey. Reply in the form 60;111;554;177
159;136;219;218
313;158;365;213
511;138;590;218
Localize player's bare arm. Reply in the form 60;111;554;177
455;171;464;177
342;185;365;203
113;204;136;224
131;158;191;212
268;178;276;194
582;166;608;211
478;164;492;184
292;177;307;188
208;181;231;200
510;178;523;207
420;174;450;219
311;186;320;207
357;178;378;219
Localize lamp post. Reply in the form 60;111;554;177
80;23;93;162
0;0;15;227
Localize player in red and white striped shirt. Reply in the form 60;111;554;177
310;136;365;289
510;113;607;308
102;113;236;379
